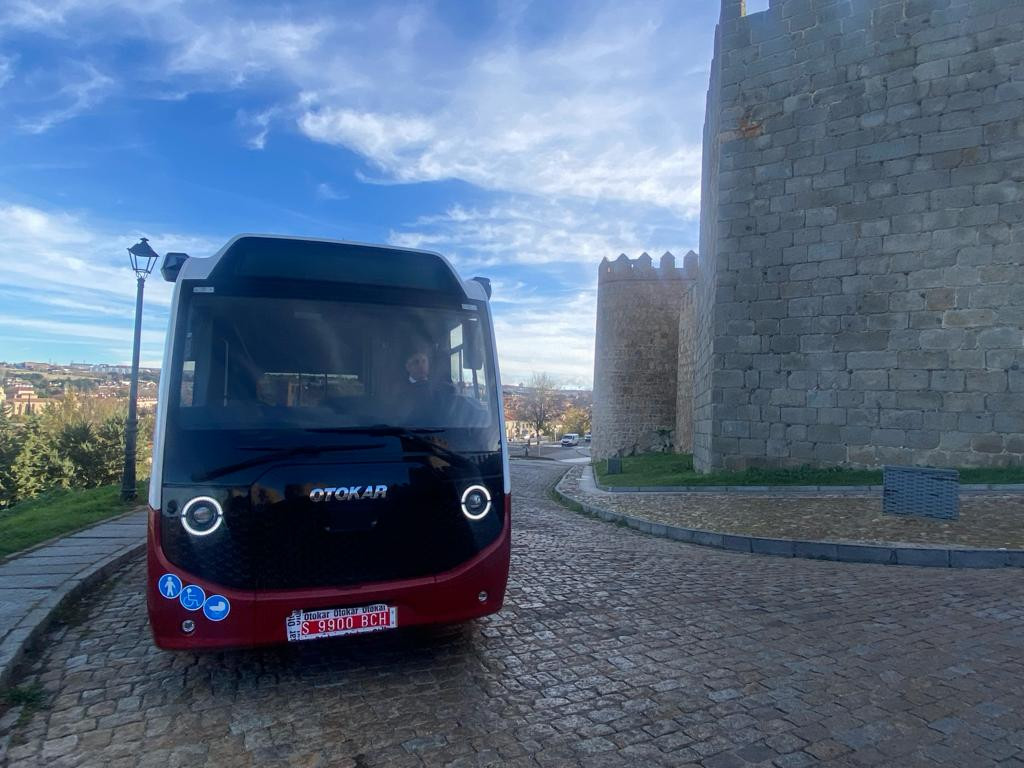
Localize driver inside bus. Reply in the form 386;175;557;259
404;347;432;387
399;344;454;423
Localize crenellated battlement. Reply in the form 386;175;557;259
592;249;700;460
598;251;698;283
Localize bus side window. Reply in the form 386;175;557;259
449;320;486;401
180;360;195;407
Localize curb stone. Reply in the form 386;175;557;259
593;479;1024;496
555;472;1024;569
0;538;145;691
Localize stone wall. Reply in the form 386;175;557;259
694;12;728;472
675;252;700;453
695;0;1024;471
592;253;693;460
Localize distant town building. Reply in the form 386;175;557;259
4;383;51;416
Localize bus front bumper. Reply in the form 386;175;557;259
146;505;511;650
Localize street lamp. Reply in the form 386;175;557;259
121;237;159;502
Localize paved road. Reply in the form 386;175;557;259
3;461;1023;767
511;442;591;462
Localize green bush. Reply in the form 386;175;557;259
0;394;152;509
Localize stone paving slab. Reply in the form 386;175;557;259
0;509;147;690
563;465;1024;552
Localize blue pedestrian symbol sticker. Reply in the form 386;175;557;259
158;573;182;600
203;595;231;622
179;585;206;612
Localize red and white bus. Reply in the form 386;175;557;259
147;235;510;648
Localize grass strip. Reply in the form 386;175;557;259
597;453;1024;488
0;483;146;560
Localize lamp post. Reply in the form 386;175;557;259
121;237;159;502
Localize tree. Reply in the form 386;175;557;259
0;409;26;508
11;416;75;498
2;392;155;503
560;405;591;436
518;372;558;440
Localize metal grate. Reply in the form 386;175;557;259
883;465;960;520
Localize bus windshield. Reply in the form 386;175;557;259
173;292;496;431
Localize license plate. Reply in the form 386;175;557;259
285;604;397;642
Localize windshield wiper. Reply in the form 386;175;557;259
194;443;384;482
308;426;471;467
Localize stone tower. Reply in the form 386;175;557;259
592;252;697;460
692;0;1024;472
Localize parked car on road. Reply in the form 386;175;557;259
561;433;580;446
584;432;592;443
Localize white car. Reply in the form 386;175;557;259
560;433;580;447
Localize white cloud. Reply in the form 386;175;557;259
0;54;14;88
314;182;344;201
300;109;436;168
293;10;708;216
0;0;718;381
2;1;712;216
389;197;696;269
167;20;333;87
237;106;280;150
0;202;222;363
492;288;598;388
19;62;114;134
388;197;697;386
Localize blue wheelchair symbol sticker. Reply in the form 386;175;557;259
179;585;206;612
158;573;182;600
203;595;231;622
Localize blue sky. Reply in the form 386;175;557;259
0;0;717;387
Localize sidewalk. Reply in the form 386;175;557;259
557;465;1024;567
0;509;147;689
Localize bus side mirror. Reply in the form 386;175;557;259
471;276;492;299
162;252;190;282
464;321;485;370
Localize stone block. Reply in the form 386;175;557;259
857;136;919;162
896;548;950;567
847;351;898;369
966;370;1008;392
883;233;932;253
921;127;983;154
750;538;794;557
834;331;890;352
793;541;839;561
976;182;1021;205
897;391;943;410
930;370;965;392
950;550;1010;568
835;544;896;564
971;434;1005;453
919;328;965;349
958;413;994;433
978;327;1024;349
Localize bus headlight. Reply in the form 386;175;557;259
181;496;224;536
460;485;491;520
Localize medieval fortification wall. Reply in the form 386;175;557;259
592;253;696;460
692;0;1024;471
594;0;1024;472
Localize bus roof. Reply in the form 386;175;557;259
172;234;487;300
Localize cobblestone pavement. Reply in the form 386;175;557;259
562;466;1024;549
3;461;1024;767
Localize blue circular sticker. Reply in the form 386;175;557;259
203;595;231;622
157;573;182;600
179;584;206;612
